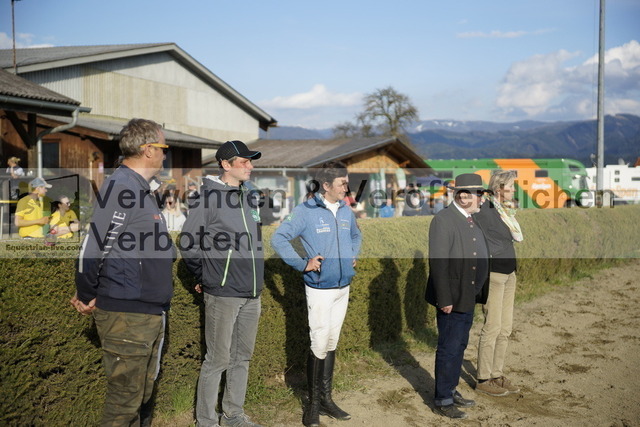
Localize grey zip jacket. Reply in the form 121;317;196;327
180;176;264;298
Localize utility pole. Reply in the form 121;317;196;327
11;0;22;73
595;0;606;207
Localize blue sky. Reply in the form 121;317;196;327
1;0;639;129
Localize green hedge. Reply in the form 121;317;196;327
1;206;639;425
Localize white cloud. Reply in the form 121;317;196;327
584;40;640;69
261;84;362;109
495;40;640;120
0;32;54;49
457;28;554;39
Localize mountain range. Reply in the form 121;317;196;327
260;114;640;165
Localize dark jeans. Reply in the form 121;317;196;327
434;309;474;406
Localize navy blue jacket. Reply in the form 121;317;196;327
76;166;176;315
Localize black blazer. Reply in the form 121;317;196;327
425;205;490;313
473;200;517;274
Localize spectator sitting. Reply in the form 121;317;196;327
432;196;445;214
185;181;200;210
50;195;80;239
15;177;51;238
379;199;395;218
6;156;25;200
402;184;423;216
161;195;186;232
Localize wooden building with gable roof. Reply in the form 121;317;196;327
203;137;432;220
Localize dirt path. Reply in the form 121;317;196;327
298;260;640;427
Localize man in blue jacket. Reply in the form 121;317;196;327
180;140;264;427
72;118;175;426
271;160;362;427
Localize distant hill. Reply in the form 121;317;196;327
409;119;552;133
261;114;640;165
260;126;332;140
410;114;640;165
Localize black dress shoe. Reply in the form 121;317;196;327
433;404;468;419
453;390;476;407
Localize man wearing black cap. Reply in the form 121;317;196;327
181;140;264;427
425;173;490;420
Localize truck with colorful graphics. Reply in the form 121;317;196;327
425;158;591;209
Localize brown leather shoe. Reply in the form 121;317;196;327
475;379;509;397
495;376;520;394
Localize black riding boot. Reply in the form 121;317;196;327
303;352;324;427
319;350;351;420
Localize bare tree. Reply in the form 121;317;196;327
332;86;418;140
362;86;418;139
332;121;361;138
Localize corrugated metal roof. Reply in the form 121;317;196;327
247;138;354;168
220;137;428;169
41;114;222;149
0;43;168;69
0;69;80;105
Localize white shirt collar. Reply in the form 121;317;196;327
453;201;471;218
319;193;340;216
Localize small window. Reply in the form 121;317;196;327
43;142;60;169
535;169;548;178
614;170;620;175
614;178;620;183
434;171;453;179
631;177;640;182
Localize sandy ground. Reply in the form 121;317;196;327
284;260;640;427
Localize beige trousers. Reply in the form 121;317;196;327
477;271;517;380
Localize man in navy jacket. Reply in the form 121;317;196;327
272;161;362;427
72;118;175;426
425;173;490;420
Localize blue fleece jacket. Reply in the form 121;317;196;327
271;194;362;288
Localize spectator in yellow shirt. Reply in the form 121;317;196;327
15;177;51;238
50;195;80;239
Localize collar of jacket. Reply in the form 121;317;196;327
117;165;151;191
204;175;248;192
310;193;346;209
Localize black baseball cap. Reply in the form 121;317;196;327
215;140;262;162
